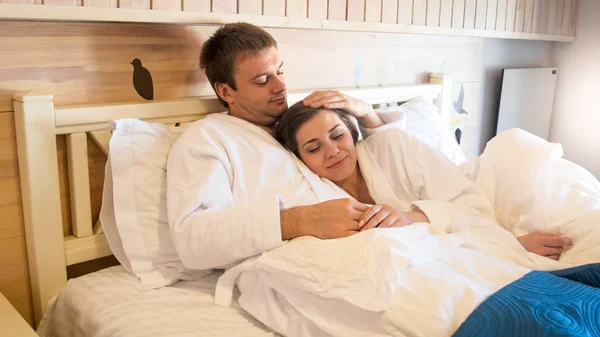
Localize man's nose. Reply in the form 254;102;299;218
271;73;286;93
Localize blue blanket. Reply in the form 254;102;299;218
453;263;600;337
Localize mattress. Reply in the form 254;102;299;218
37;266;277;337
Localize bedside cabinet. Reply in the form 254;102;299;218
0;293;38;337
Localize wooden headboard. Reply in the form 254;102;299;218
13;72;451;326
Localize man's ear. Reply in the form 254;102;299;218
215;82;235;106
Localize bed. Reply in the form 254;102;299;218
14;73;458;336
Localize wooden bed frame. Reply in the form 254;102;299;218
13;72;452;326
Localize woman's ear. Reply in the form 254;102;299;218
215;82;235;106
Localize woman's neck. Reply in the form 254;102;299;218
336;165;374;204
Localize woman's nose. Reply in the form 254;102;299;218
324;143;339;158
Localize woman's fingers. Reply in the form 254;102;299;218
361;208;390;231
537;245;564;256
358;205;382;229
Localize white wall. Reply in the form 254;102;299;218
550;0;600;178
478;38;553;152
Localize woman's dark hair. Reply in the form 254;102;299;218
275;101;360;157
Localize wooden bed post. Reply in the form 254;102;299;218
429;73;453;125
13;94;67;327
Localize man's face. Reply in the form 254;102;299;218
223;46;287;129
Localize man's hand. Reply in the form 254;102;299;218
517;231;573;260
358;204;429;232
302;90;383;129
280;198;369;240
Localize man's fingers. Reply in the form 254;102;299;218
351;201;370;212
307;96;346;109
322;102;348;110
303;91;339;105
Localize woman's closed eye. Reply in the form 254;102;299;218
307;145;321;153
331;131;345;140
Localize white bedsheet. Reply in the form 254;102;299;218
37;266;277;337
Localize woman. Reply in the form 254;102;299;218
276;99;571;259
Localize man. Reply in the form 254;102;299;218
166;22;428;271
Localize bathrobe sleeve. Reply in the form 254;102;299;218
167;125;283;270
399;132;497;225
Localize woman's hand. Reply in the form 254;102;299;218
517;231;573;260
302;90;383;128
358;204;429;232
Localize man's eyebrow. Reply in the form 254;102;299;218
251;62;284;81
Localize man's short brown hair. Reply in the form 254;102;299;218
200;22;278;107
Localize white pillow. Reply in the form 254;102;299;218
101;119;210;289
375;97;466;166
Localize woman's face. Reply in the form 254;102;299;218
295;110;357;183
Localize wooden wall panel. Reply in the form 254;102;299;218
151;0;181;11
452;0;466;28
381;0;398;24
286;0;307;18
464;0;477;29
514;0;526;32
83;0;117;7
569;0;578;36
307;0;327;19
327;0;347;20
538;0;550;34
555;0;564;35
486;0;498;30
412;0;427;26
561;0;572;36
119;0;150;9
505;0;517;31
182;0;209;11
524;0;535;33
212;0;236;13
365;0;382;23
44;0;81;5
0;22;209;113
0;0;41;3
397;0;413;25
496;0;508;31
475;0;487;29
238;0;262;15
347;0;365;22
531;0;542;33
426;0;441;26
263;0;285;16
439;0;453;27
0;111;33;326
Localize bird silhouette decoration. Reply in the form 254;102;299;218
453;85;469;115
453;85;469;145
131;58;154;100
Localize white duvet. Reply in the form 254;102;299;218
215;129;600;337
